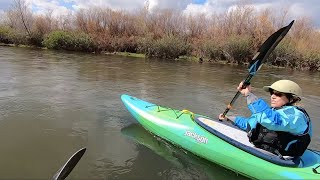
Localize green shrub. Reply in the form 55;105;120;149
0;26;27;45
27;32;44;47
224;35;253;64
43;31;96;52
138;34;191;59
12;33;28;45
201;40;225;61
0;26;14;44
299;51;320;71
136;34;154;54
267;40;297;67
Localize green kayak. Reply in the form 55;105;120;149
121;94;320;179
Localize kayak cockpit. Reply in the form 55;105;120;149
195;116;302;167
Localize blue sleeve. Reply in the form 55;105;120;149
234;99;309;135
234;116;249;130
247;98;270;114
234;98;269;131
234;115;258;131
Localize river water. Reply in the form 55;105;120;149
0;46;319;179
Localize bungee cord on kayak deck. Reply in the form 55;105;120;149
145;105;195;120
178;110;195;120
145;105;179;115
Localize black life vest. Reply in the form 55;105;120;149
247;107;311;157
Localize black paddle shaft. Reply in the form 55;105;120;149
222;74;253;116
222;20;294;117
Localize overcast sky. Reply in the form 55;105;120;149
0;0;319;28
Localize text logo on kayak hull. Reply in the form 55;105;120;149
184;131;208;144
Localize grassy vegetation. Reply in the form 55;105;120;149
1;0;320;71
43;31;96;52
137;34;191;59
114;52;145;58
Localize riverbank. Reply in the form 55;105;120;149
2;2;320;71
1;43;314;72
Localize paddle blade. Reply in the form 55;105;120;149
51;147;86;180
248;20;294;75
222;20;294;117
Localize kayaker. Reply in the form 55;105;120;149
218;80;312;157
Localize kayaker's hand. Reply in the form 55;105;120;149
218;114;226;121
237;81;252;97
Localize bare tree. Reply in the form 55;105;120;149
58;12;74;31
145;8;183;38
75;9;88;32
32;15;51;35
184;13;207;38
0;11;7;25
9;0;33;36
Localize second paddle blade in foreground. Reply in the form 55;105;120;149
51;147;86;180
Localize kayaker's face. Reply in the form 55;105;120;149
269;90;289;108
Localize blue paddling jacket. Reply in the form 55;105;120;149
233;94;312;157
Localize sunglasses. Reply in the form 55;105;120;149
269;90;286;97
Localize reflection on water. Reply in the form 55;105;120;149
121;123;247;180
0;46;319;179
